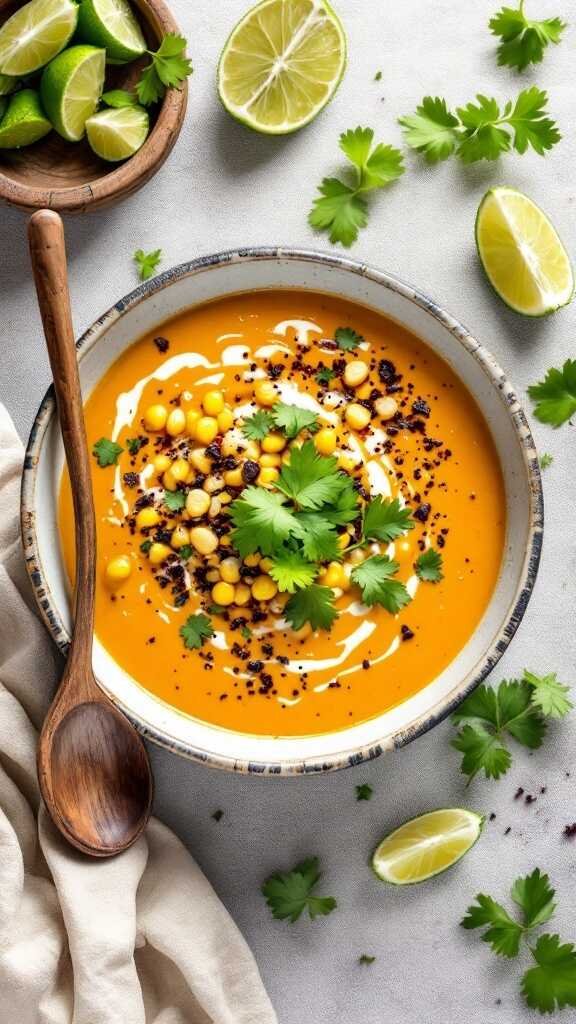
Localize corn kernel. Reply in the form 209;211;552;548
186;489;211;519
220;535;232;547
166;408;186;437
189;526;219;555
136;507;160;530
221;428;248;456
203;390;225;416
189;449;211;474
143;404;167;432
314;428;337;455
321;562;345;588
105;555;132;584
217;407;234;432
171;525;190;549
292;623;312;641
374;396;398;420
245;440;261;461
204;474;224;494
208;497;222;518
171;457;189;482
257;467;279;486
345;403;372;431
186;409;200;436
260;453;282;468
220;557;241;583
149;543;172;566
206;569;220;583
259;557;273;572
195;417;219;445
244;552;261;567
338;451;362;473
153;454;171;475
219;492;232;505
261;433;286;453
348;548;366;565
224;467;243;487
211;581;235;606
252;575;278;601
254;379;279;407
337;532;350;550
163;469;177;491
233;584;251;606
344;360;369;389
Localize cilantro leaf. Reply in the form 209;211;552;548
268;550;317;593
359;954;376;965
489;4;566;72
262;857;337;923
320;477;361;525
522;934;576;1013
136;33;193;107
334;326;364;351
452;724;512;783
356;783;373;801
92;437;123;467
309;127;404;247
179;613;214;650
497;679;545;748
285;584;338;631
272;402;318;438
242;409;274;441
528;360;576;427
511;869;556;930
539;452;554;469
398;96;461;163
126;436;147;456
277;442;346;510
230;487;300;557
164;489;186;512
293;513;341;562
101;89;137;108
351;556;411;612
363;496;414;543
316;367;335;385
457;94;511;163
505;86;561;156
524;669;573;719
134;248;162;281
462;893;524;957
415;548;444;582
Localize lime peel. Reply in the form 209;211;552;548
371;808;484;885
0;0;78;77
86;104;149;161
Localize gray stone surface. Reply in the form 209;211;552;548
1;1;575;1021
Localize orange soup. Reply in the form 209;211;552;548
59;291;506;736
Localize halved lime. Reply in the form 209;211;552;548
0;0;78;77
76;0;146;63
218;0;346;135
476;187;574;317
0;73;20;96
40;44;105;141
371;808;483;885
86;104;148;160
0;88;52;148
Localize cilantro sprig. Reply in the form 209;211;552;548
134;248;162;281
179;613;214;650
415;548;444;582
351;556;411;613
528;360;576;427
452;670;572;783
309;126;405;247
136;33;193;107
399;87;560;164
489;3;566;72
241;403;318;442
463;869;576;1013
262;857;337;923
92;437;123;467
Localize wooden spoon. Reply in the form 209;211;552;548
28;209;153;858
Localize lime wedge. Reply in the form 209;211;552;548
76;0;146;63
40;44;105;141
0;0;78;77
371;808;483;885
476;187;574;317
218;0;346;135
0;88;52;148
86;104;148;160
0;73;20;96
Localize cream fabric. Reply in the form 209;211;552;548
0;403;277;1024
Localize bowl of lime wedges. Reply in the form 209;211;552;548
0;0;189;213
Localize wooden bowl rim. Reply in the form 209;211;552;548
0;0;187;213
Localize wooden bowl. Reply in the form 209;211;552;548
0;0;187;213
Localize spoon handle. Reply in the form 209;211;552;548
28;210;96;669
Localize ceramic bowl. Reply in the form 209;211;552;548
21;248;543;774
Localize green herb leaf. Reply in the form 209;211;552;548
415;548;444;582
242;409;275;441
134;248;162;281
126;436;147;456
136;33;193;106
268;550;318;593
262;857;337;923
285;584;338;631
334;325;365;351
363;496;414;543
272;402;319;438
452;725;512;783
179;613;214;650
489;4;566;72
178;544;193;561
511;868;556;930
277;442;347;511
140;539;152;553
92;437;123;467
528;360;576;427
398;96;461;163
351;555;411;612
309;127;404;247
359;953;376;964
240;624;252;640
462;893;524;957
101;88;137;108
163;489;186;511
230;487;301;557
316;366;336;385
522;933;576;1013
293;512;341;562
539;452;554;469
524;669;573;719
356;783;373;801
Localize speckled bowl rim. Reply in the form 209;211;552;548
21;246;544;775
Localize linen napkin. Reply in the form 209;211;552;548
0;402;277;1024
